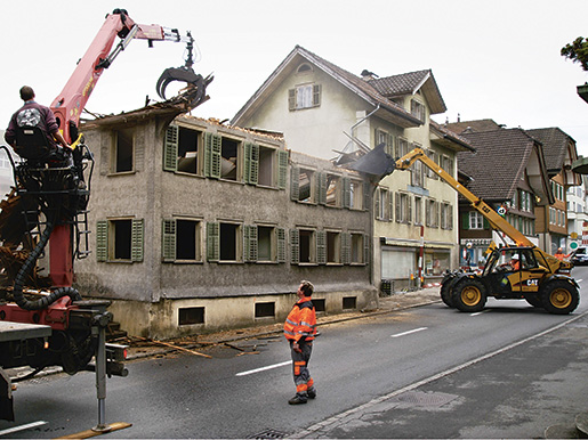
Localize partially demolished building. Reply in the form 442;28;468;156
75;105;375;339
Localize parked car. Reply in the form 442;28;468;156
571;246;588;266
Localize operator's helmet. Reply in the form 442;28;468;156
511;254;519;260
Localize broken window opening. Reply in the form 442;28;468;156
326;231;341;264
351;234;364;264
220;137;240;181
326;174;340;207
299;229;315;264
177;126;201;175
220;222;241;261
176;220;201;261
299;169;315;203
113;128;134;173
257;226;273;262
258;146;275;187
113;219;132;260
349;180;363;210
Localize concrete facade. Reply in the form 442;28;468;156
74;109;375;340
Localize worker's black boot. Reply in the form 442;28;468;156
288;394;307;405
307;387;316;399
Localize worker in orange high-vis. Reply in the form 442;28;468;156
284;280;317;405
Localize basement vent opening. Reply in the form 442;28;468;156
248;429;288;439
313;299;325;313
179;307;205;326
255;302;275;319
343;296;357;310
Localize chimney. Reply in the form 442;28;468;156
361;69;378;81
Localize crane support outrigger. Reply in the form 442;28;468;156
392;147;579;315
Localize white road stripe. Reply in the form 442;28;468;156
470;310;489;317
236;360;292;377
391;327;428;338
0;421;48;437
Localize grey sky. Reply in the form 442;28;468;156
2;0;588;156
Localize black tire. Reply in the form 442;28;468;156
440;279;454;308
541;280;579;315
451;278;487;312
525;294;543;309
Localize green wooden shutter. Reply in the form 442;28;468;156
162;219;177;261
288;89;296;111
244;143;259;185
342;233;351;265
204;132;221;178
96;220;108;262
316;230;326;264
483;217;490;229
290;166;300;201
375;188;381;219
163;124;178;172
462;212;470;230
131;219;144;262
312;84;321;106
364;234;370;265
290;229;299;264
408;195;412;224
387;134;395;157
277;150;288;189
363;179;370;212
243;225;258;262
277;228;286;262
207;222;219;261
317;172;327;205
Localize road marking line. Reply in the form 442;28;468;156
236;360;292;376
470;310;489;317
391;327;428;338
0;421;47;437
293;309;588;439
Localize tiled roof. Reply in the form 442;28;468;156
445;119;504;134
369;70;430;97
526;127;570;173
457;129;536;201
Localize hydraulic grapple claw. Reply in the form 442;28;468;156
155;66;213;108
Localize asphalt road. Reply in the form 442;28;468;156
1;266;587;439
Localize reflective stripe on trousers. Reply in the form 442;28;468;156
291;341;314;395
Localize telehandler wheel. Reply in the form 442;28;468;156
440;281;454;308
451;278;487;312
541;280;579;315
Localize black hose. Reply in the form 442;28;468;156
12;220;81;311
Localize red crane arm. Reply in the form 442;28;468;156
50;10;183;144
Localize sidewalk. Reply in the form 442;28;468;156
126;286;442;360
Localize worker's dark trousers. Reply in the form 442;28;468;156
290;341;314;397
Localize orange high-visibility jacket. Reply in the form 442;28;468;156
284;297;316;343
